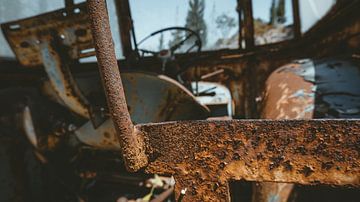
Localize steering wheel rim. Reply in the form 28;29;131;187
136;27;203;88
136;26;202;56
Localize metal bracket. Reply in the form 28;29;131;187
40;40;91;118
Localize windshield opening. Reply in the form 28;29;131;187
130;0;239;53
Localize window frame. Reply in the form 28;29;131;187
123;0;303;56
124;0;242;55
240;0;302;49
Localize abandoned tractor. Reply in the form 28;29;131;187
0;0;359;201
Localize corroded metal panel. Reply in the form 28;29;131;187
138;120;360;201
258;59;316;202
40;41;91;118
258;58;360;202
1;3;93;67
122;73;210;124
262;60;315;119
263;58;360;119
75;72;210;150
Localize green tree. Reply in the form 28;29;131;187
216;13;236;39
269;0;286;25
276;0;286;24
185;0;207;46
269;0;276;25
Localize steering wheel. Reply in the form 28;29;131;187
136;27;202;75
137;26;202;56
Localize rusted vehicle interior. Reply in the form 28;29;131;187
0;0;359;201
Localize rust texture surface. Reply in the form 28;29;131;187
40;40;91;118
256;59;315;202
262;61;315;119
87;0;147;171
263;58;360;120
137;119;360;201
1;2;93;67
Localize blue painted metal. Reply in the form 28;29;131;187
75;71;210;150
41;42;91;118
122;72;210;124
258;57;360;202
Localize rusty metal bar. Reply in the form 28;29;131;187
237;0;244;49
87;0;147;172
243;0;255;49
65;0;74;8
138;119;360;201
114;0;134;59
292;0;301;39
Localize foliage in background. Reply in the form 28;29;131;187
185;0;207;46
215;13;236;39
168;30;183;49
269;0;287;25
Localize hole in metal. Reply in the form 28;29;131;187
20;41;30;48
9;24;21;30
75;29;87;37
73;8;81;14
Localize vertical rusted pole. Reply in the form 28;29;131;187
237;0;244;49
65;0;74;8
87;0;147;172
243;0;255;49
292;0;301;39
114;0;134;58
